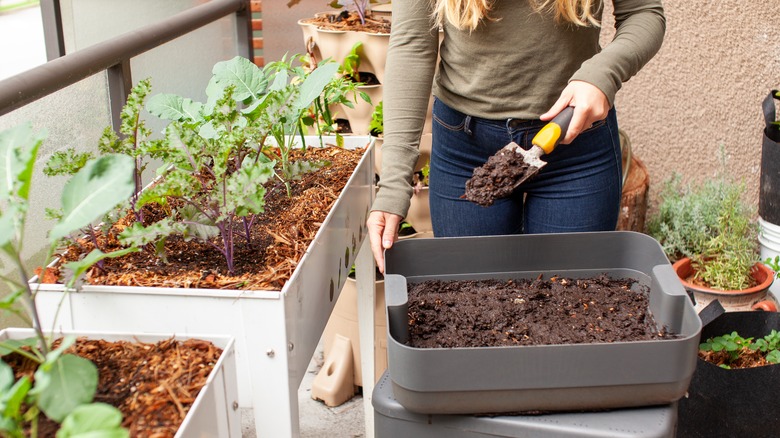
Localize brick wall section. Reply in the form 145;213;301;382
250;0;263;66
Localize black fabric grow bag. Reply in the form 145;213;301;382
759;89;780;224
677;304;780;437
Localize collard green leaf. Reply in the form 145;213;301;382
212;56;269;102
62;247;140;289
294;62;339;111
0;374;31;427
0;361;13;392
0;122;45;202
31;354;98;423
56;403;128;438
50;154;135;240
0;204;18;248
0;338;39;357
147;94;203;122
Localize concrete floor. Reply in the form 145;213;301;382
240;343;367;438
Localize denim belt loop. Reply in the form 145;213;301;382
463;115;473;136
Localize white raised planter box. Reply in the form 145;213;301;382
0;328;239;438
32;136;375;438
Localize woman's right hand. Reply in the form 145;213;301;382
367;210;403;274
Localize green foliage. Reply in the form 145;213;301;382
700;330;780;369
647;171;759;291
340;42;363;83
139;55;347;272
764;255;780;278
0;123;129;436
369;100;383;136
43;148;94;177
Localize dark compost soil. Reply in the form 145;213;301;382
463;146;535;207
4;337;221;437
41;145;366;291
406;275;677;349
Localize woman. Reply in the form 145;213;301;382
368;0;666;272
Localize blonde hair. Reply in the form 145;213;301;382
433;0;600;32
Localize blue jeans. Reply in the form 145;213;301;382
429;98;622;237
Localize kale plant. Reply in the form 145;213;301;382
43;79;168;259
132;55;347;273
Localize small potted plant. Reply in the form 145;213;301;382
677;301;780;437
647;171;775;312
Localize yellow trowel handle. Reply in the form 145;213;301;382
532;106;575;154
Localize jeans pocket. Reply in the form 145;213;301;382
432;98;466;132
581;118;607;134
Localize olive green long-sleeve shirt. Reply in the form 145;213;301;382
373;0;666;218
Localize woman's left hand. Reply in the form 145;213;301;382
540;81;610;145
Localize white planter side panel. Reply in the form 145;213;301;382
0;329;239;438
284;135;374;394
31;136;374;438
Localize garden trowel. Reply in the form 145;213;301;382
504;105;575;189
463;106;575;206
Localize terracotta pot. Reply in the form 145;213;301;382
672;257;776;312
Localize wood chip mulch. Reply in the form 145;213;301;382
45;144;367;291
300;10;391;34
4;337;223;437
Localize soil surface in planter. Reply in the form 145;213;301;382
406;275;677;348
42;145;366;290
301;10;391;34
4;337;221;437
463;147;534;207
698;347;772;369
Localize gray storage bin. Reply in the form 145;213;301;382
372;371;678;438
384;231;701;414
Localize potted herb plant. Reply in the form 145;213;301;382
0;123;240;437
647;172;776;312
332;41;381;135
28;55;375;437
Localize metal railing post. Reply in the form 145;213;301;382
39;0;66;60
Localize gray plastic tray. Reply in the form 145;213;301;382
384;231;701;414
372;371;677;438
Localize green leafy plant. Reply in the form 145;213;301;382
700;330;780;369
764;255;780;278
369;100;383;136
647;169;759;290
413;161;430;189
42;79;167;261
0;123;134;436
130;55;348;273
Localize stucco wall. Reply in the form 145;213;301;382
604;1;780;214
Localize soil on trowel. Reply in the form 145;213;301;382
463;147;534;207
407;275;678;349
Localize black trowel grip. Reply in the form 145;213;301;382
532;106;575;154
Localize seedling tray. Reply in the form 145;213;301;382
384;231;702;414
